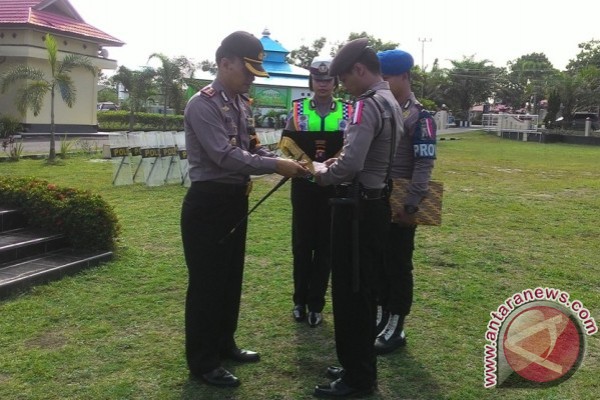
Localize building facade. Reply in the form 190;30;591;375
0;0;124;133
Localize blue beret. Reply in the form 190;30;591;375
377;50;414;76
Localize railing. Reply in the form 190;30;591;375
482;113;539;134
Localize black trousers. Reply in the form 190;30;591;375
291;178;335;312
379;223;416;316
180;183;249;376
329;197;390;390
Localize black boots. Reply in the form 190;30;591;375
374;313;406;355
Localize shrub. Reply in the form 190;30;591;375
1;135;24;161
0;115;23;138
97;110;184;131
0;177;120;251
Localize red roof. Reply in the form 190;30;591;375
0;0;124;46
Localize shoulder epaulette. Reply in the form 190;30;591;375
200;86;216;97
291;97;305;103
358;89;377;100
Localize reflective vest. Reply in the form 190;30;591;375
292;98;352;132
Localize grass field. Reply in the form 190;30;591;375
1;131;598;399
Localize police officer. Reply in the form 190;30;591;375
180;31;308;388
279;58;352;327
374;49;437;355
312;38;403;398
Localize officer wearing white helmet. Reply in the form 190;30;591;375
279;57;353;328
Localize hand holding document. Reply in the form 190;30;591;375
312;161;328;174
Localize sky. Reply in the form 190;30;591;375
70;0;599;73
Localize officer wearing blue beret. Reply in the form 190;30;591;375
374;49;437;355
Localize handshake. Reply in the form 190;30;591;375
275;157;337;181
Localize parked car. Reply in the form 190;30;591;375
570;112;599;130
97;102;118;111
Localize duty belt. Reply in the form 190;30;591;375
192;180;253;196
334;184;387;201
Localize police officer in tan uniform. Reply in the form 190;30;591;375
181;31;308;388
312;38;403;398
280;58;352;327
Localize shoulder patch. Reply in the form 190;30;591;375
200;86;216;97
351;100;365;125
412;109;437;159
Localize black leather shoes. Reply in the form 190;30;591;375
293;304;306;322
200;367;240;387
374;329;406;355
222;348;260;363
326;366;345;380
313;378;374;398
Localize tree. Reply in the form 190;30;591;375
199;59;217;75
0;33;96;161
506;53;557;113
111;66;156;130
330;32;398;56
444;56;499;122
148;54;196;126
566;39;600;73
288;37;326;69
544;89;561;128
412;59;449;105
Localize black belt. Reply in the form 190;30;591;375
359;188;386;200
191;181;252;196
334;184;386;201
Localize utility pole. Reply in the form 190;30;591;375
418;37;432;71
418;38;432;99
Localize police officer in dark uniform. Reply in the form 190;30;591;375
374;49;437;354
312;38;403;398
181;31;308;388
279;58;352;327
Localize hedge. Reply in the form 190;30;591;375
97;111;184;131
0;177;120;251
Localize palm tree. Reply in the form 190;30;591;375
148;53;181;130
111;66;156;131
0;34;96;161
147;54;195;128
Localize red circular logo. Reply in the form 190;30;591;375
503;305;581;383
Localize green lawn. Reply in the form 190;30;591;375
1;131;598;399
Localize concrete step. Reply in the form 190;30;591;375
0;228;67;265
0;248;113;299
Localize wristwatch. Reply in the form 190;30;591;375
404;204;419;215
